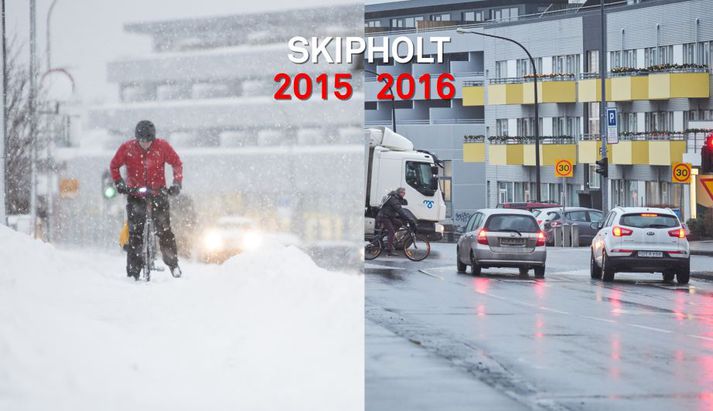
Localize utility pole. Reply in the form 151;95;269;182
0;0;5;225
29;0;38;237
599;0;609;213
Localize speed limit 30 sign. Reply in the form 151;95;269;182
555;159;574;178
671;162;692;184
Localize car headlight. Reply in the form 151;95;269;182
202;230;224;251
241;230;264;251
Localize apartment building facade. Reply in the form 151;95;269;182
365;0;713;226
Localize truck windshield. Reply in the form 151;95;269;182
405;161;437;196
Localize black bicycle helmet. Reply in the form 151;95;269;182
135;120;156;141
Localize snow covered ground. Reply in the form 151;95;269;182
0;226;363;411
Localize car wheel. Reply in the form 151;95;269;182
677;264;690;285
518;267;529;277
590;251;602;279
456;246;467;273
470;251;481;276
662;271;675;283
602;251;615;282
534;266;545;278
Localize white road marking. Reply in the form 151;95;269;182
630;324;672;333
418;269;444;280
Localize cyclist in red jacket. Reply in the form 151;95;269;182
110;120;183;279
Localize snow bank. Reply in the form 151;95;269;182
0;226;363;411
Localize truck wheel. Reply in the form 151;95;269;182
470;252;481;276
590;251;602;279
677;265;690;285
534;266;545;278
456;246;467;273
602;252;615;282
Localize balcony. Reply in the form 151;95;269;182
609;71;648;101
463;135;485;162
522;138;578;166
462;81;485;106
522;75;577;104
577;137;611;164
487;78;523;105
488;138;525;165
609;133;687;165
648;66;710;99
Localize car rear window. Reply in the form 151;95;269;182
619;213;679;229
486;215;539;233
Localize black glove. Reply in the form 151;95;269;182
168;182;181;196
115;179;128;194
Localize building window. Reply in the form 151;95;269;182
586;50;599;73
431;13;450;21
658;45;673;65
495;60;508;78
390;18;404;28
496;119;509;136
588;102;600;137
644;47;657;66
404;17;415;27
366;20;381;28
462;11;475;22
621;49;635;68
645;112;673;132
517;57;542;77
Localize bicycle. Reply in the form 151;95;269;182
364;221;431;261
127;187;169;282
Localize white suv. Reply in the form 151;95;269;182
590;207;690;284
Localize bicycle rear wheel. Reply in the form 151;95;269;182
403;233;430;261
142;214;152;282
364;238;382;261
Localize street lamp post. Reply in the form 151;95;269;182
457;27;542;202
364;68;397;133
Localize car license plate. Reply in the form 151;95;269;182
638;251;663;258
500;238;525;246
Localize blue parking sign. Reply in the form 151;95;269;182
607;108;617;127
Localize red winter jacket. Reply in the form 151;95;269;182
109;139;183;190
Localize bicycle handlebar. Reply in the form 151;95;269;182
127;187;168;198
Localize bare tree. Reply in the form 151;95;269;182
4;37;46;214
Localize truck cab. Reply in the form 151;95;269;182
365;127;446;241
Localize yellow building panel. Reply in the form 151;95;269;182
611;141;649;165
462;86;484;106
648;140;687;165
523;81;577;104
649;72;710;99
488;144;524;165
487;83;523;105
610;76;648;101
578;140;613;163
577;78;611;102
523;144;577;166
463;142;485;162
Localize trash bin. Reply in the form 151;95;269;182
553;226;563;247
571;225;580;247
562;223;572;247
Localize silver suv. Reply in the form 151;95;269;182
457;209;547;278
590;207;690;284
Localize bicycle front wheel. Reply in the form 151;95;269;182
403;233;430;261
364;239;382;261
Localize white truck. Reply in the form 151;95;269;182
365;127;446;241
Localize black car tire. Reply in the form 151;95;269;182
470;252;482;276
662;271;675;283
602;251;615;282
457;246;467;273
677;265;690;285
534;266;545;278
590;251;602;280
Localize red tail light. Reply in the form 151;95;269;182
537;219;543;225
707;135;713;149
536;231;546;247
612;226;633;237
668;228;686;239
477;229;489;245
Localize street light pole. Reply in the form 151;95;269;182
0;0;5;225
599;0;609;213
29;0;38;237
457;28;542;202
364;68;397;133
46;0;59;72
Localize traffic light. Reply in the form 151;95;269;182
595;157;608;178
102;170;117;199
702;134;713;174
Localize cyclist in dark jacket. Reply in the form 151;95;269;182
110;120;183;279
376;187;414;255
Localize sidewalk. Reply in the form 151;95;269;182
366;320;527;411
690;240;713;257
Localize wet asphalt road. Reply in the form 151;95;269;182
366;244;713;411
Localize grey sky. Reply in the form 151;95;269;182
7;0;358;104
